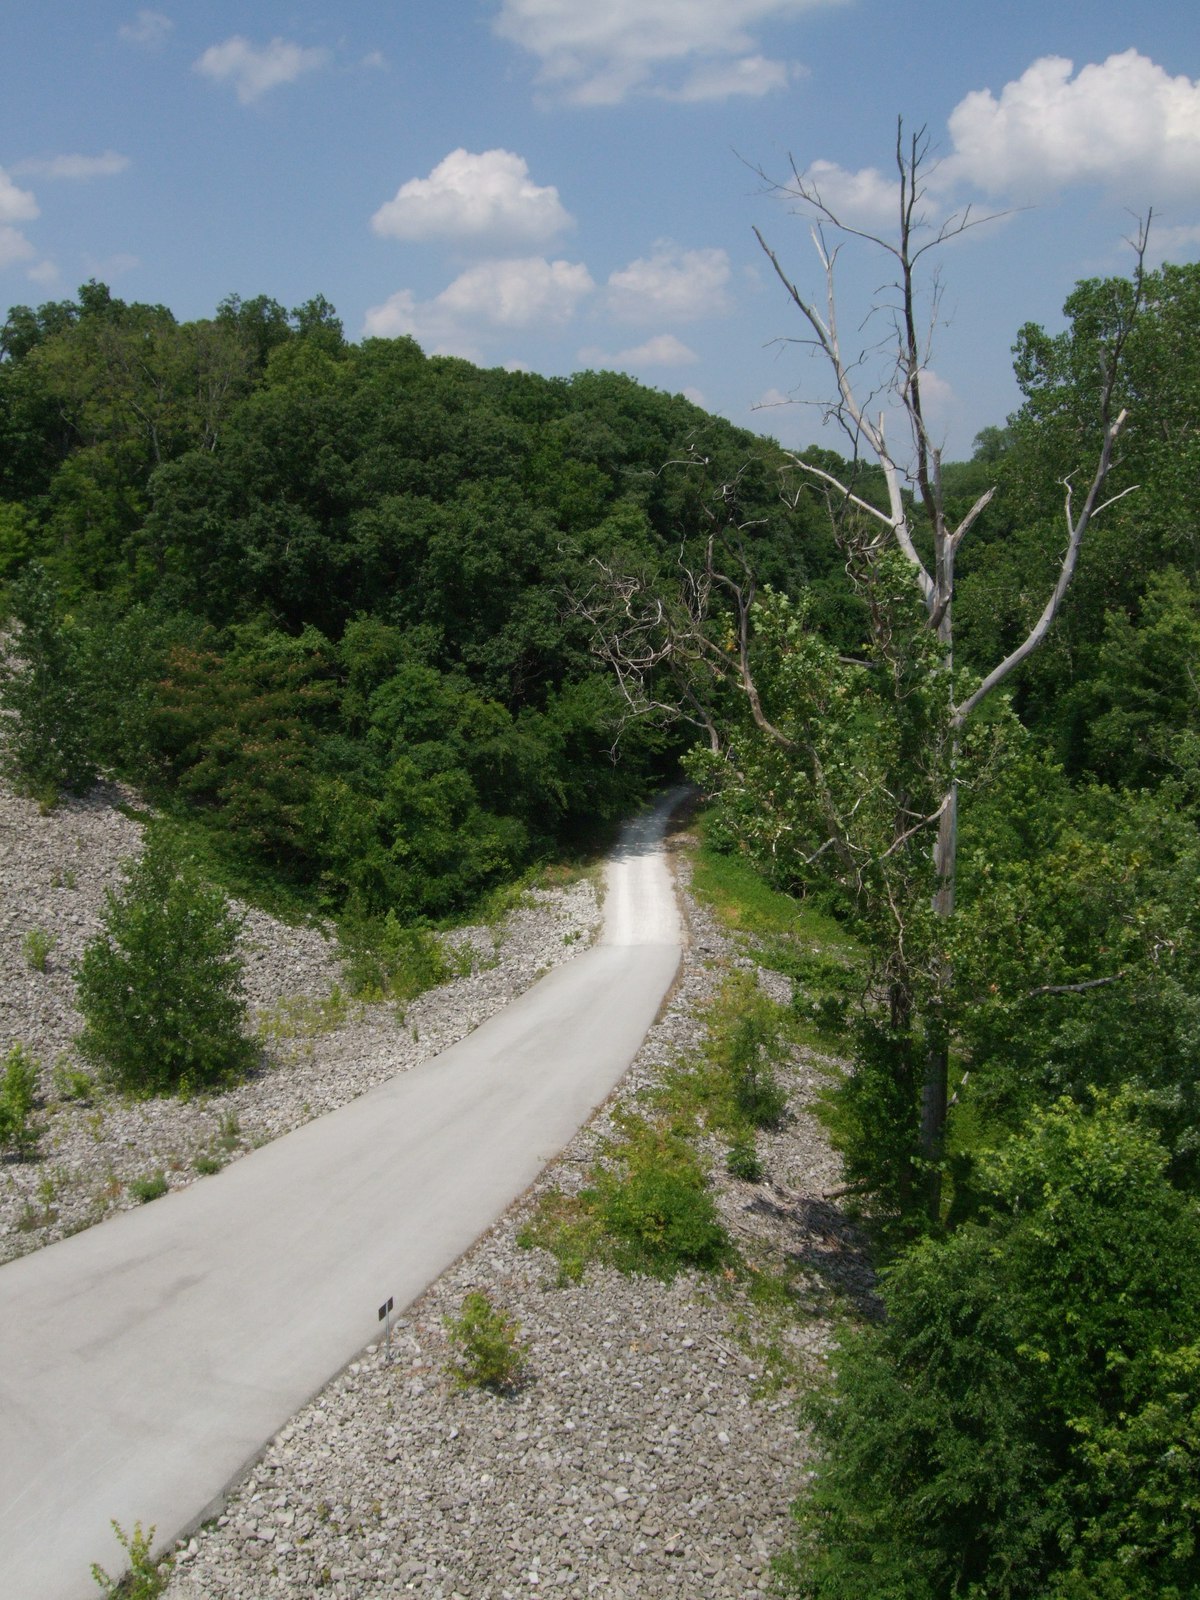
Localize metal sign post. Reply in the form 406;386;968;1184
377;1295;394;1361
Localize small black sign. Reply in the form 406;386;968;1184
378;1296;394;1321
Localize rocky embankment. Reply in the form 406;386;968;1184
1;776;871;1598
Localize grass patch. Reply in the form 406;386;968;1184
128;1172;168;1203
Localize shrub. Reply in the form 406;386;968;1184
339;911;451;1005
0;564;96;801
22;926;56;971
726;1137;764;1182
780;1098;1200;1599
445;1291;528;1392
705;973;790;1131
589;1118;729;1280
0;1042;41;1158
75;833;255;1098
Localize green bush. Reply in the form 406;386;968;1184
780;1098;1200;1599
0;564;96;802
589;1118;729;1280
338;911;452;1004
726;1137;764;1182
444;1291;528;1392
75;833;255;1098
0;1042;41;1158
128;1173;168;1204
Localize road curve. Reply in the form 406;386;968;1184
0;788;688;1599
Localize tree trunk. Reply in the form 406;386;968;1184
921;777;957;1219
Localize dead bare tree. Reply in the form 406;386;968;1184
578;122;1147;1220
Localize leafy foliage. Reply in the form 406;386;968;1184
444;1291;528;1393
0;1043;41;1158
75;833;255;1097
781;1098;1200;1599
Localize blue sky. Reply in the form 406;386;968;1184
2;1;1198;458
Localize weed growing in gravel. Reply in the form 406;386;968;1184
193;1153;223;1176
129;1172;168;1204
90;1518;169;1598
521;1114;730;1283
255;987;350;1046
22;926;56;972
53;1059;95;1103
444;1291;528;1392
0;1043;41;1158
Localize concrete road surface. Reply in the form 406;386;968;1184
0;790;686;1599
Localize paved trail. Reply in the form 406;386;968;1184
0;793;685;1600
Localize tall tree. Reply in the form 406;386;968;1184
581;126;1145;1220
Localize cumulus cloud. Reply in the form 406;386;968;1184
364;256;595;349
438;256;594;327
0;168;39;226
579;332;700;366
0;169;39;273
945;51;1200;202
662;54;791;102
194;36;329;104
493;0;844;105
13;151;129;180
606;244;732;322
372;149;572;248
119;10;172;48
0;227;37;269
796;158;899;228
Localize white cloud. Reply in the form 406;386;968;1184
755;386;794;411
606;244;732;322
797;159;898;228
0;167;39;225
364;256;595;348
371;149;572;248
0;168;38;270
662;54;791;102
119;10;172;48
27;259;59;285
946;51;1200;202
493;0;845;105
578;333;699;367
438;256;594;327
13;151;129;181
194;36;329;104
0;226;36;269
362;50;387;70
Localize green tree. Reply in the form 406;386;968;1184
0;562;96;799
781;1098;1200;1599
76;833;255;1097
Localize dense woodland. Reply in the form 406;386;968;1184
2;253;1199;1595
